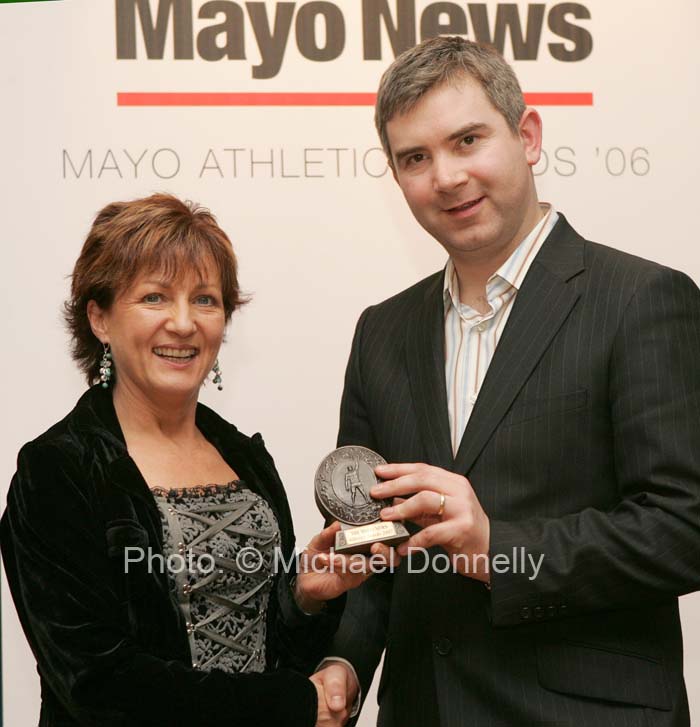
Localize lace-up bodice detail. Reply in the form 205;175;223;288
153;481;281;674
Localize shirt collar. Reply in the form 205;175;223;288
443;203;558;309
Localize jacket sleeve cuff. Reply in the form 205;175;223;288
488;519;567;627
277;573;345;629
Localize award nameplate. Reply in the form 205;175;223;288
314;446;409;554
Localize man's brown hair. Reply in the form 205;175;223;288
375;36;526;162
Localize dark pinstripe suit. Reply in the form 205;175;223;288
331;215;700;726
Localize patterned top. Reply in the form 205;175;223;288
152;481;281;674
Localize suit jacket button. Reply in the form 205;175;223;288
534;606;544;620
520;606;531;620
434;637;452;656
547;605;556;619
559;604;568;616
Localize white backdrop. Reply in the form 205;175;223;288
1;1;698;725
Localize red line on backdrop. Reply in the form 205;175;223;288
524;92;592;106
117;91;593;107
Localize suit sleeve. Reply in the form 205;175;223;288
1;442;318;727
337;306;379;451
324;306;393;709
488;267;700;625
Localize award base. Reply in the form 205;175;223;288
334;520;409;554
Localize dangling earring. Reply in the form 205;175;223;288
212;359;223;390
99;344;113;389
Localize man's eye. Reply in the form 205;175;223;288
143;293;162;303
406;153;425;167
462;135;476;146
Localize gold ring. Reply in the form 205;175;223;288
437;493;446;518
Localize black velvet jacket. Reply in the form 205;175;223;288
1;385;342;727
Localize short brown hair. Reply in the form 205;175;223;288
375;36;526;161
64;193;247;384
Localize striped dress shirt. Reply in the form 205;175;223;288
444;204;559;454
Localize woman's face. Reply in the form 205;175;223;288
91;257;226;403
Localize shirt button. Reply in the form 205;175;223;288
476;322;487;333
434;637;452;656
469;394;477;405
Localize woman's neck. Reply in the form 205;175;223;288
112;380;200;444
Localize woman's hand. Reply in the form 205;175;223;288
311;662;359;724
294;522;388;613
311;675;349;727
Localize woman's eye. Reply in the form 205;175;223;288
195;295;215;305
143;293;162;303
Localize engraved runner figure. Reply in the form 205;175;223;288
344;460;369;506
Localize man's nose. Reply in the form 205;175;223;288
432;155;469;193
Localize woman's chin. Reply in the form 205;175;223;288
146;372;204;400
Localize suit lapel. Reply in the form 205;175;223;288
453;216;585;475
405;272;454;471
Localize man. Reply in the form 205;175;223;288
313;36;700;726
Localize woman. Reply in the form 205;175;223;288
1;194;365;727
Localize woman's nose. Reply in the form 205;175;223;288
165;301;197;336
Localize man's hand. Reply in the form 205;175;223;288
311;662;359;725
371;463;490;583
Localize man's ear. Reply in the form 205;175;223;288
518;107;543;167
87;300;109;344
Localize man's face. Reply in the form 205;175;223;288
386;76;542;262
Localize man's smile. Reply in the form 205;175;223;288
443;196;486;217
